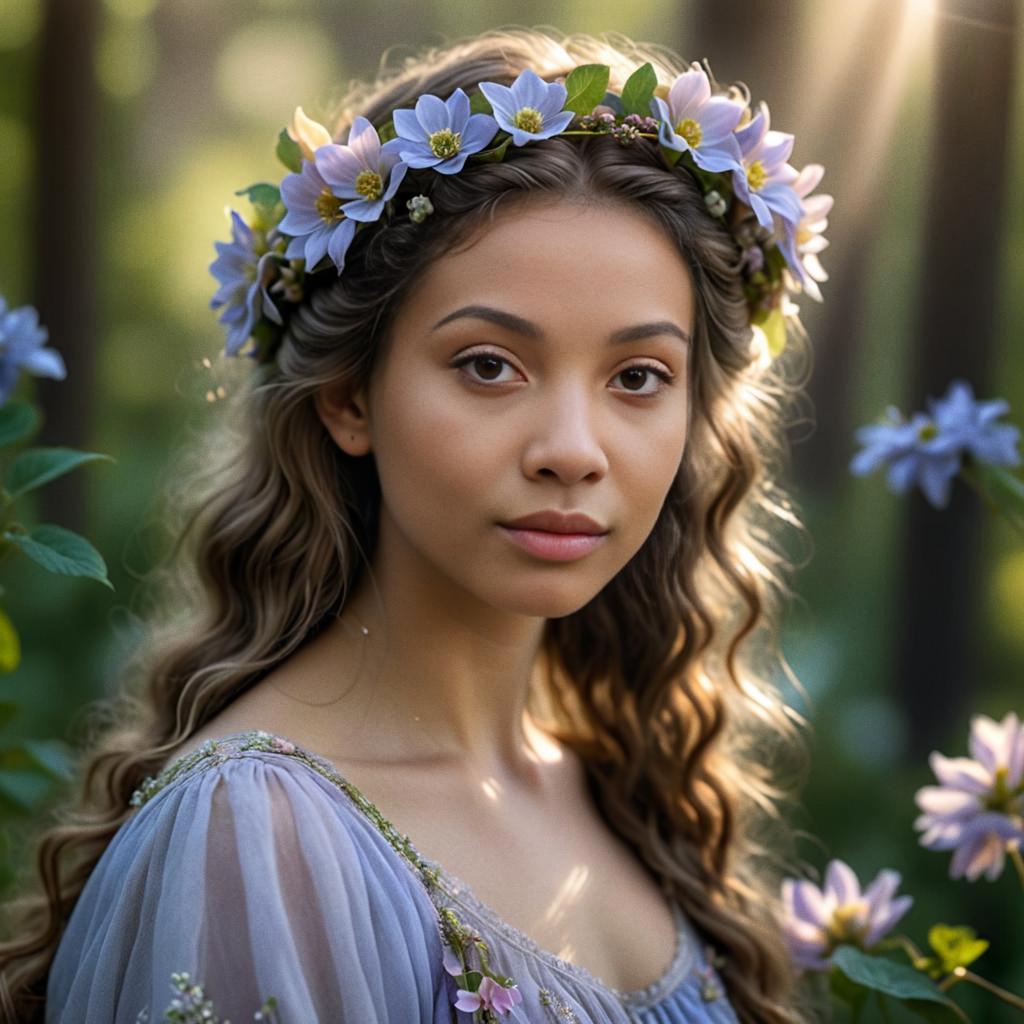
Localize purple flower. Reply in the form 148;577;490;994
454;975;523;1015
781;859;913;972
0;297;66;405
208;210;283;358
850;380;1021;508
730;102;803;233
776;162;833;300
650;65;745;174
914;711;1024;882
314;115;409;224
849;407;963;508
478;68;574;146
384;87;498;173
929;379;1022;469
278;157;358;273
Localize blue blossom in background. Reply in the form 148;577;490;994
651;65;745;174
385;88;498;173
0;297;67;405
479;68;574;146
849;379;1021;508
208;211;283;359
914;711;1024;882
781;859;913;971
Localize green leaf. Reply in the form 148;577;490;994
960;458;1024;534
0;767;54;813
0;608;19;674
474;135;512;163
752;305;787;357
19;738;74;782
0;400;40;449
275;128;303;173
377;120;397;144
620;62;658;116
659;143;683;168
0;701;19;730
927;924;989;975
829;966;870;1019
5;447;115;501
234;182;281;211
468;91;493;115
832;947;962;1020
563;64;611;116
3;524;113;590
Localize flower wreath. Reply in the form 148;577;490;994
209;60;832;368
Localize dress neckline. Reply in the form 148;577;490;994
137;727;702;1009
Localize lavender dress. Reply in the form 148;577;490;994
46;730;741;1024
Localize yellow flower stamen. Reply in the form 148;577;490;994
674;118;702;148
918;421;938;442
315;188;345;224
825;904;869;946
354;170;384;201
429;127;462;158
747;160;767;192
513;107;543;133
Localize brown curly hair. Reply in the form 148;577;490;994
0;27;824;1023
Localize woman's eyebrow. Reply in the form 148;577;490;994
429;304;691;346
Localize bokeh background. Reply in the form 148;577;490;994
1;0;1022;1019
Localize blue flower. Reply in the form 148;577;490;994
730;102;803;233
650;65;745;174
208;210;283;358
929;378;1021;468
279;157;358;273
849;408;961;508
478;68;574;146
384;87;498;174
314;115;408;224
0;297;67;405
849;380;1021;508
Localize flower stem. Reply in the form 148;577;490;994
1009;845;1024;892
938;967;1024;1010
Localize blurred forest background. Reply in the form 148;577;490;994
1;0;1022;1019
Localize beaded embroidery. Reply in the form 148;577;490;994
130;730;523;1022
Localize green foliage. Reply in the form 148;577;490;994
2;524;112;591
562;63;610;115
830;947;966;1023
5;447;115;502
914;925;989;980
468;91;493;115
620;62;657;116
474;136;512;162
377;119;397;143
275;128;303;173
0;401;39;449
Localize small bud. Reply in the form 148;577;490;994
704;190;727;218
406;194;434;224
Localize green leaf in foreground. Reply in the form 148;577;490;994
832;947;965;1023
563;63;611;115
620;62;657;116
276;128;303;173
5;447;115;501
0;400;40;449
3;524;113;589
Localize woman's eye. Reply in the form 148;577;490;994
451;351;675;397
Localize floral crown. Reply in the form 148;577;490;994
209;60;832;367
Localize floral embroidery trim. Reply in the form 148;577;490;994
129;730;525;1022
133;970;278;1022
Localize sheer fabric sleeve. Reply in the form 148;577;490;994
46;752;451;1023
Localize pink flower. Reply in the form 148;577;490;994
270;737;296;754
454;976;523;1015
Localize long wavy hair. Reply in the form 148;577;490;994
0;27;823;1024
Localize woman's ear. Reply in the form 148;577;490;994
314;378;372;456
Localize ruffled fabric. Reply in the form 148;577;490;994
47;731;740;1023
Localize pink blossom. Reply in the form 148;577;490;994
454;976;523;1015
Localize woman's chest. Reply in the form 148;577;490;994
343;764;681;996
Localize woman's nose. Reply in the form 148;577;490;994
520;383;610;483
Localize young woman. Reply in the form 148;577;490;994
0;27;830;1024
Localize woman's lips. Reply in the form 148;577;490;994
498;526;608;562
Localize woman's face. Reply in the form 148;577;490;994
326;198;695;621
